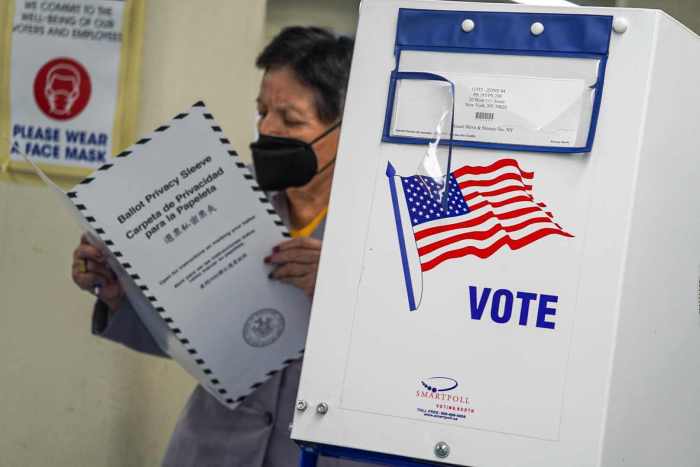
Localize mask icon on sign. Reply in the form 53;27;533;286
44;64;82;116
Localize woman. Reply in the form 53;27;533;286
71;27;363;466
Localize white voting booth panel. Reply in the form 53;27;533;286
293;2;700;466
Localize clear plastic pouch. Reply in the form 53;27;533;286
382;9;613;154
391;52;602;150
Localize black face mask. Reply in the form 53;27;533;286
250;121;341;191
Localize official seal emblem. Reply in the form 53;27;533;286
243;309;285;347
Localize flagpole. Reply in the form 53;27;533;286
386;161;417;311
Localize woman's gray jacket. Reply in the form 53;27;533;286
92;195;362;466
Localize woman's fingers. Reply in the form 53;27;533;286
71;238;114;289
73;271;110;290
265;248;319;265
269;261;312;279
72;261;115;281
71;236;125;310
73;268;123;302
266;236;321;264
73;243;104;263
275;237;322;252
266;237;322;298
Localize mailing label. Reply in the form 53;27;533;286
391;73;590;148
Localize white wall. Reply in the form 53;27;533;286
0;1;265;466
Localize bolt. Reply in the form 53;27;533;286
296;400;308;412
613;17;629;34
316;402;329;415
461;19;475;33
530;22;545;36
434;441;450;459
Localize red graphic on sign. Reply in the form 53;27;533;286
33;57;91;121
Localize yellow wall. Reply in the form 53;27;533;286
618;0;699;33
265;0;360;41
0;1;265;466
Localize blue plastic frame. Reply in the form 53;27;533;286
298;442;465;467
382;9;614;154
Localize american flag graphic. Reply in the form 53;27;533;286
386;159;573;310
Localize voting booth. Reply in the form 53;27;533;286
292;1;700;466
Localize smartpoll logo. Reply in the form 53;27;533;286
416;377;469;404
420;377;458;393
416;377;474;421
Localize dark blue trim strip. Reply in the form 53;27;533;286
386;162;416;312
392;71;450;84
397;9;613;54
299;447;319;467
585;54;608;150
382;133;591;154
298;442;463;467
382;70;401;151
397;45;604;60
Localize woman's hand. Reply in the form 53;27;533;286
71;234;124;311
265;237;322;299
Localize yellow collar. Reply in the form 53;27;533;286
289;207;328;238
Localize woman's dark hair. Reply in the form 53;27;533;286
256;26;354;124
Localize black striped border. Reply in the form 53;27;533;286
81;212;231;403
65;101;234;403
65;202;223;395
237;348;307;400
67;100;300;407
198;105;309;404
205;111;292;240
69;99;203;214
73;101;198;186
205;347;306;406
123;277;232;401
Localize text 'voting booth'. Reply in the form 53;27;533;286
293;2;700;467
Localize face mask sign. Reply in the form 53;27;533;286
250;121;341;191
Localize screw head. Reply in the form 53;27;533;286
461;19;475;33
613;17;629;34
295;400;308;412
316;402;329;415
531;22;545;36
434;441;450;459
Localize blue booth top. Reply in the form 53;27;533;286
396;8;613;55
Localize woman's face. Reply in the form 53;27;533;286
256;66;338;172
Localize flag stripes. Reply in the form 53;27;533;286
399;158;572;272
